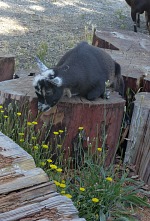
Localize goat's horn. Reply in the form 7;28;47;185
35;56;49;72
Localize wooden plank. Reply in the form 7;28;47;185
124;92;150;185
0;195;86;221
0;132;36;171
0;167;49;194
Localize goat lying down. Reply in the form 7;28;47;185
33;42;124;112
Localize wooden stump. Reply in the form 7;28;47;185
0;55;15;81
92;30;150;93
0;76;125;166
124;93;150;185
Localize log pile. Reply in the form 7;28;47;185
0;132;85;221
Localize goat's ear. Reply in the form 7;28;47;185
48;77;63;87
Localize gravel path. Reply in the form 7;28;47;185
0;0;149;73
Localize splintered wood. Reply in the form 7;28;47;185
0;132;85;221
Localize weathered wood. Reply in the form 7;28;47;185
124;92;150;185
0;133;85;220
92;30;150;93
0;55;15;82
0;77;125;165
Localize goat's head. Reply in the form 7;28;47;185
33;57;63;112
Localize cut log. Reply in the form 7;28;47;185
92;30;150;93
0;76;125;165
124;92;150;185
0;55;15;81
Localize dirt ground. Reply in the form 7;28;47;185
0;0;150;220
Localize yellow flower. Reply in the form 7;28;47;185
57;144;62;148
61;190;65;194
20;139;24;142
31;136;36;140
1;110;4;113
42;144;48;149
32;121;38;125
106;177;113;182
53;131;59;135
18;132;24;136
79;187;85;192
47;159;52;163
56;168;62;172
27;122;32;126
54;180;60;186
4;115;8;118
97;147;102;152
17;112;21;116
33;145;38;150
50;164;57;169
64;194;72;199
0;105;3;109
40;161;46;166
59;130;64;133
61;180;65;183
60;183;66;188
78;126;84;130
92;198;99;203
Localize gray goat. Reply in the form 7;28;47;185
33;42;124;112
125;0;150;33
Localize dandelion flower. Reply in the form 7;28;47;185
54;180;60;186
60;183;66;188
40;161;46;166
97;147;102;152
57;144;62;148
20;139;24;142
4;115;8;118
1;110;4;113
78;126;84;130
59;130;64;133
27;122;32;126
106;177;113;182
33;145;38;150
50;164;57;169
61;180;65;183
18;132;24;136
64;194;72;199
92;198;99;203
42;144;48;149
53;131;59;135
0;105;3;109
17;112;21;116
56;168;62;172
31;136;36;140
61;190;65;194
32;121;38;125
79;187;85;192
47;159;52;163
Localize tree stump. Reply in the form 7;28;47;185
124;92;150;185
0;76;125;165
92;30;150;93
0;55;15;81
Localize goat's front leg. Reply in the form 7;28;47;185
131;10;137;32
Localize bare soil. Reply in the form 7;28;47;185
0;0;149;220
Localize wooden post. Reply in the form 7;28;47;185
0;55;15;81
124;92;150;185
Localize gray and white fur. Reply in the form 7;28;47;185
33;42;124;112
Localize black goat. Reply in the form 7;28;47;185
125;0;150;33
33;42;124;112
